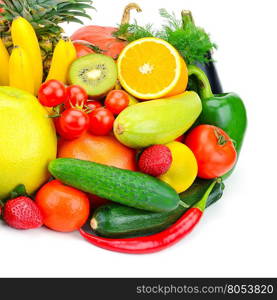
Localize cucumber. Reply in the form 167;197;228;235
49;158;180;213
89;179;224;238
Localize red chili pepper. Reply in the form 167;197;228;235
79;181;217;254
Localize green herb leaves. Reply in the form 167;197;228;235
113;9;217;65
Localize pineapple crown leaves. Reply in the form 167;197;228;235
0;0;94;35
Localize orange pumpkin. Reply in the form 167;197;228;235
71;26;126;59
71;3;142;59
73;42;95;57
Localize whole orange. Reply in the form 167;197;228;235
35;180;90;232
58;132;137;171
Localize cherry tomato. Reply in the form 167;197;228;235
89;107;115;136
185;125;237;179
38;80;66;107
105;90;129;115
58;108;89;140
65;85;88;109
53;117;62;134
86;100;102;112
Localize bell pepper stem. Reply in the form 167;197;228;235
188;65;214;99
194;179;220;212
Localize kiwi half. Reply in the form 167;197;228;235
69;54;118;98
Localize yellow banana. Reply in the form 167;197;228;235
9;46;35;94
0;38;10;85
11;17;43;94
46;38;77;84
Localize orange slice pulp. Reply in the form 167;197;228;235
117;37;188;100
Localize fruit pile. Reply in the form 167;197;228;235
0;2;247;254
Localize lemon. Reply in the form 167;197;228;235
0;87;57;199
159;141;198;193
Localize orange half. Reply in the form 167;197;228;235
117;37;188;100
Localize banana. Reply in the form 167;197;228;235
46;38;77;84
9;46;35;94
0;38;10;85
11;17;43;94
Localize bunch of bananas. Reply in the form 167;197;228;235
0;17;76;95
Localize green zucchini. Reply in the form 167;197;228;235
90;179;224;238
49;158;180;213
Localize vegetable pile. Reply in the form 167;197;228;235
0;1;247;254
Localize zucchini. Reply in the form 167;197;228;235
49;158;180;213
89;179;224;238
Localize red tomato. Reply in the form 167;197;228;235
65;85;88;109
104;90;129;115
38;80;66;107
86;100;102;112
58;108;89;140
74;43;94;58
89;107;115;136
175;134;185;143
36;180;90;232
185;125;237;179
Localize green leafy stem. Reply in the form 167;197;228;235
113;9;217;65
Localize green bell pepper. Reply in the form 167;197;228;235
188;65;247;179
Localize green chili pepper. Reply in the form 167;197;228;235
188;65;247;179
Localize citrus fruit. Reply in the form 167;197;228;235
36;180;90;232
58;132;137;171
0;87;57;199
159;141;198;193
117;37;188;99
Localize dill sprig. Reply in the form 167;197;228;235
114;21;156;42
113;9;217;65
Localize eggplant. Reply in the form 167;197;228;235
197;52;223;94
181;10;223;94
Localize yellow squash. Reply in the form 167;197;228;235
11;17;43;94
159;141;198;193
46;38;77;84
0;38;9;85
9;46;35;94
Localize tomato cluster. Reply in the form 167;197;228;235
38;80;129;140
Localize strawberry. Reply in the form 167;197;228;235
138;144;172;177
3;196;43;229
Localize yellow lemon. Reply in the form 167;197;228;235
0;87;57;199
159;141;198;193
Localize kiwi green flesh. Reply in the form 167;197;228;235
69;54;118;97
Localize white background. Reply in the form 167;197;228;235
1;0;277;277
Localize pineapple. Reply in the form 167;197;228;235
0;0;94;74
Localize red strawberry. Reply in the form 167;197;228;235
138;144;172;177
3;196;43;229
